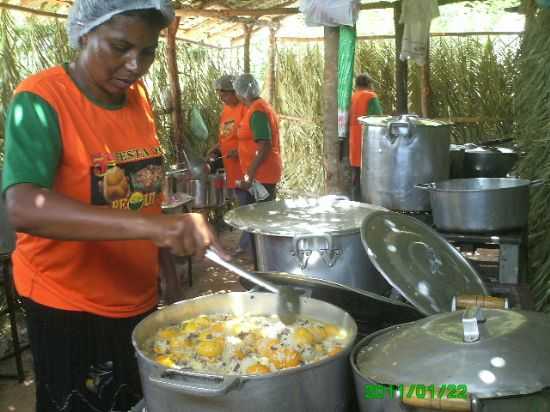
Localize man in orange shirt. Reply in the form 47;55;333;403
349;73;383;201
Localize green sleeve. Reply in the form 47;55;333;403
368;98;383;115
250;111;272;141
2;92;62;194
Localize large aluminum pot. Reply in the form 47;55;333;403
359;115;450;211
224;197;391;295
416;178;542;233
207;169;226;208
132;292;357;412
351;307;550;412
463;145;518;178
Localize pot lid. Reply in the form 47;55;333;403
358;114;449;128
354;308;550;398
240;272;423;335
361;211;487;316
224;197;386;236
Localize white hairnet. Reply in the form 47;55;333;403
233;74;261;101
67;0;175;49
214;74;236;91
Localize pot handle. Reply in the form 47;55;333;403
292;234;341;269
401;388;473;412
414;182;436;191
530;179;544;188
149;370;240;397
452;295;509;311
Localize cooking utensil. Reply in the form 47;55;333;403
359;114;450;211
224;197;390;294
416;178;543;233
361;211;487;316
205;249;300;325
462;144;519;178
132;292;357;412
351;307;550;412
238;271;423;337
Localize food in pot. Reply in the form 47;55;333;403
148;314;349;375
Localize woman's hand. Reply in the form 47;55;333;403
148;213;227;258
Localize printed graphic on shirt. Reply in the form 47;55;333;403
220;120;236;139
91;147;163;211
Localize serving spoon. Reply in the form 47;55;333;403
205;249;301;325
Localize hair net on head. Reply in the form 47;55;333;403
233;74;261;101
67;0;175;49
214;74;236;91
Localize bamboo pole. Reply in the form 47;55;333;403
277;31;523;43
323;26;343;194
394;1;408;114
420;38;432;117
166;17;185;163
243;24;253;73
267;24;279;106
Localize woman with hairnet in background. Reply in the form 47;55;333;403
1;1;227;410
232;74;282;256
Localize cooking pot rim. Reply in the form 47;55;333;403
421;178;533;193
132;291;358;379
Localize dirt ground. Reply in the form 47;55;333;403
0;228;251;412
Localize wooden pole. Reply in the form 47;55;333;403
394;1;409;114
420;38;432;118
243;24;253;73
323;26;343;194
166;17;185;163
267;24;279;106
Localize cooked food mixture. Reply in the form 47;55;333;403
149;314;349;375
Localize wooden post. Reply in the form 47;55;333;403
420;38;432;118
394;1;408;114
243;24;253;73
267;24;279;106
323;26;343;194
166;17;184;163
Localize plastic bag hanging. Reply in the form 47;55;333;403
338;26;357;139
189;107;209;141
299;0;360;27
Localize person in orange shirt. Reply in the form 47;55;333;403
233;73;282;255
1;1;226;411
349;73;383;201
207;74;246;202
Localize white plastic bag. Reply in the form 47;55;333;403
299;0;359;27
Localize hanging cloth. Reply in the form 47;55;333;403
399;0;439;66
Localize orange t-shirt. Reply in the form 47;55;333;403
218;103;245;188
237;99;282;184
11;66;163;318
349;89;378;167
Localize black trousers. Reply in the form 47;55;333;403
22;297;154;412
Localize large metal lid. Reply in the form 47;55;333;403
239;271;423;336
224;197;385;237
358;114;450;128
361;211;487;316
354;308;550;398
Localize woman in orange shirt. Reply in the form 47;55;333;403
1;1;225;410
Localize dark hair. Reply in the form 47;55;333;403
119;9;170;29
356;74;373;89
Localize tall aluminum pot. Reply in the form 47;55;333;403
350;308;550;412
416;178;542;233
132;292;357;412
224;197;391;295
359;115;450;211
207;169;226;208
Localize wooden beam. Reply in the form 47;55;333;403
243;24;252;73
394;1;408;114
267;24;279;106
166;17;185;163
420;38;432;117
277;31;523;43
323;26;343;194
0;2;67;18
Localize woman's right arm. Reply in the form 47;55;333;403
5;184;221;257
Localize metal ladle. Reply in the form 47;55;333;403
205;249;301;325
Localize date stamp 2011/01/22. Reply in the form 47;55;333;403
364;384;468;400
